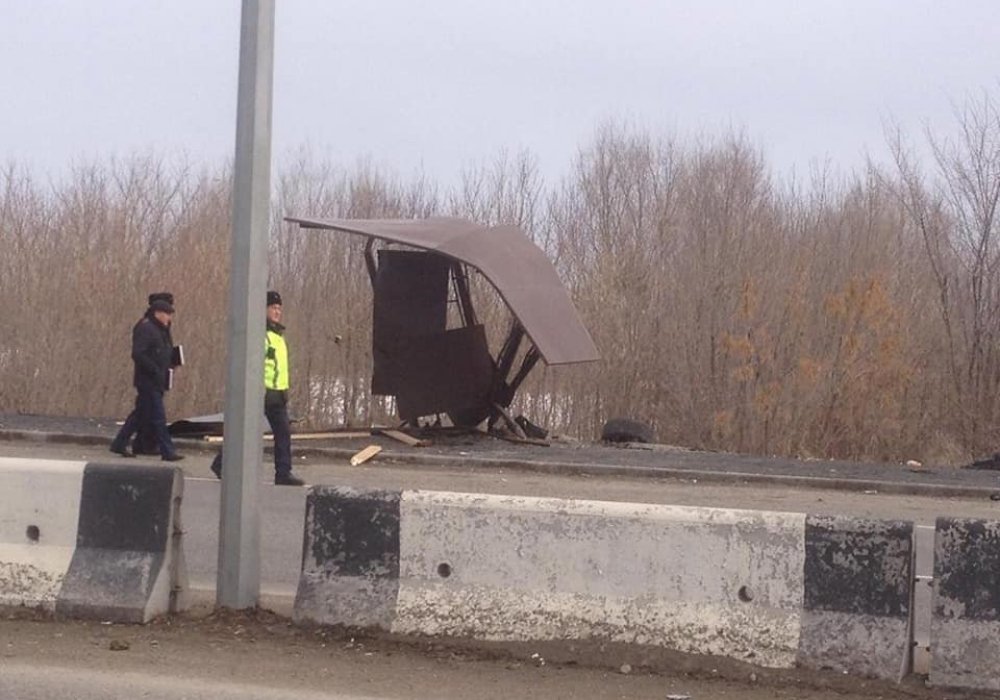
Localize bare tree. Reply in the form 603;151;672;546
890;92;1000;453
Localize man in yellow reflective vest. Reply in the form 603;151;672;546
211;290;304;486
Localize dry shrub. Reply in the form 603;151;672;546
4;95;1000;466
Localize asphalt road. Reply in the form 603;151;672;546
4;412;1000;497
0;662;385;700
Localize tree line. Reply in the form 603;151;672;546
3;93;999;466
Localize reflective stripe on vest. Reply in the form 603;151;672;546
264;329;289;391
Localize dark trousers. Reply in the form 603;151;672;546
211;389;291;477
112;388;176;458
133;426;159;455
264;389;292;476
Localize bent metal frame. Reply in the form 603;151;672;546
286;216;599;436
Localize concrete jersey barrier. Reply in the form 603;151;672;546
799;515;912;679
931;516;1000;691
294;486;912;679
0;458;186;622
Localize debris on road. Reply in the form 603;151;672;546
350;445;382;466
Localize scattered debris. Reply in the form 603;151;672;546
665;694;691;700
206;430;372;444
495;432;550;447
601;417;654;444
514;415;548;440
377;429;431;447
965;452;1000;471
619;663;632;674
350;445;383;466
108;639;130;651
990;493;1000;501
289;431;372;441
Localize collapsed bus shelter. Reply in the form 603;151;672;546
286;217;599;437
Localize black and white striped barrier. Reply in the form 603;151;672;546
293;486;912;679
0;458;186;622
799;515;912;679
931;517;1000;691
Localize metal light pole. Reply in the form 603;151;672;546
217;0;275;609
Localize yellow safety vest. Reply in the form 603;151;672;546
264;328;289;391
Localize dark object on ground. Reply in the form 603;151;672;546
515;415;548;440
168;413;225;437
601;418;655;444
964;452;1000;471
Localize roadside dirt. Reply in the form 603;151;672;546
0;607;976;700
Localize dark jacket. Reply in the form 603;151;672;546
134;312;173;349
132;313;173;392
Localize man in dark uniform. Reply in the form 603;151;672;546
211;290;304;485
133;292;179;455
110;298;183;461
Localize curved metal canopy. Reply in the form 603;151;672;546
286;216;599;365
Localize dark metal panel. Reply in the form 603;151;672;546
395;324;495;424
371;250;451;395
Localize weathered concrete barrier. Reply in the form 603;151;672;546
294;486;400;629
798;515;913;680
931;517;1000;691
294;486;912;679
0;458;186;622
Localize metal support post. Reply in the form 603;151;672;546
217;0;276;609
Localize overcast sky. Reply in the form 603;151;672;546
3;1;999;186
